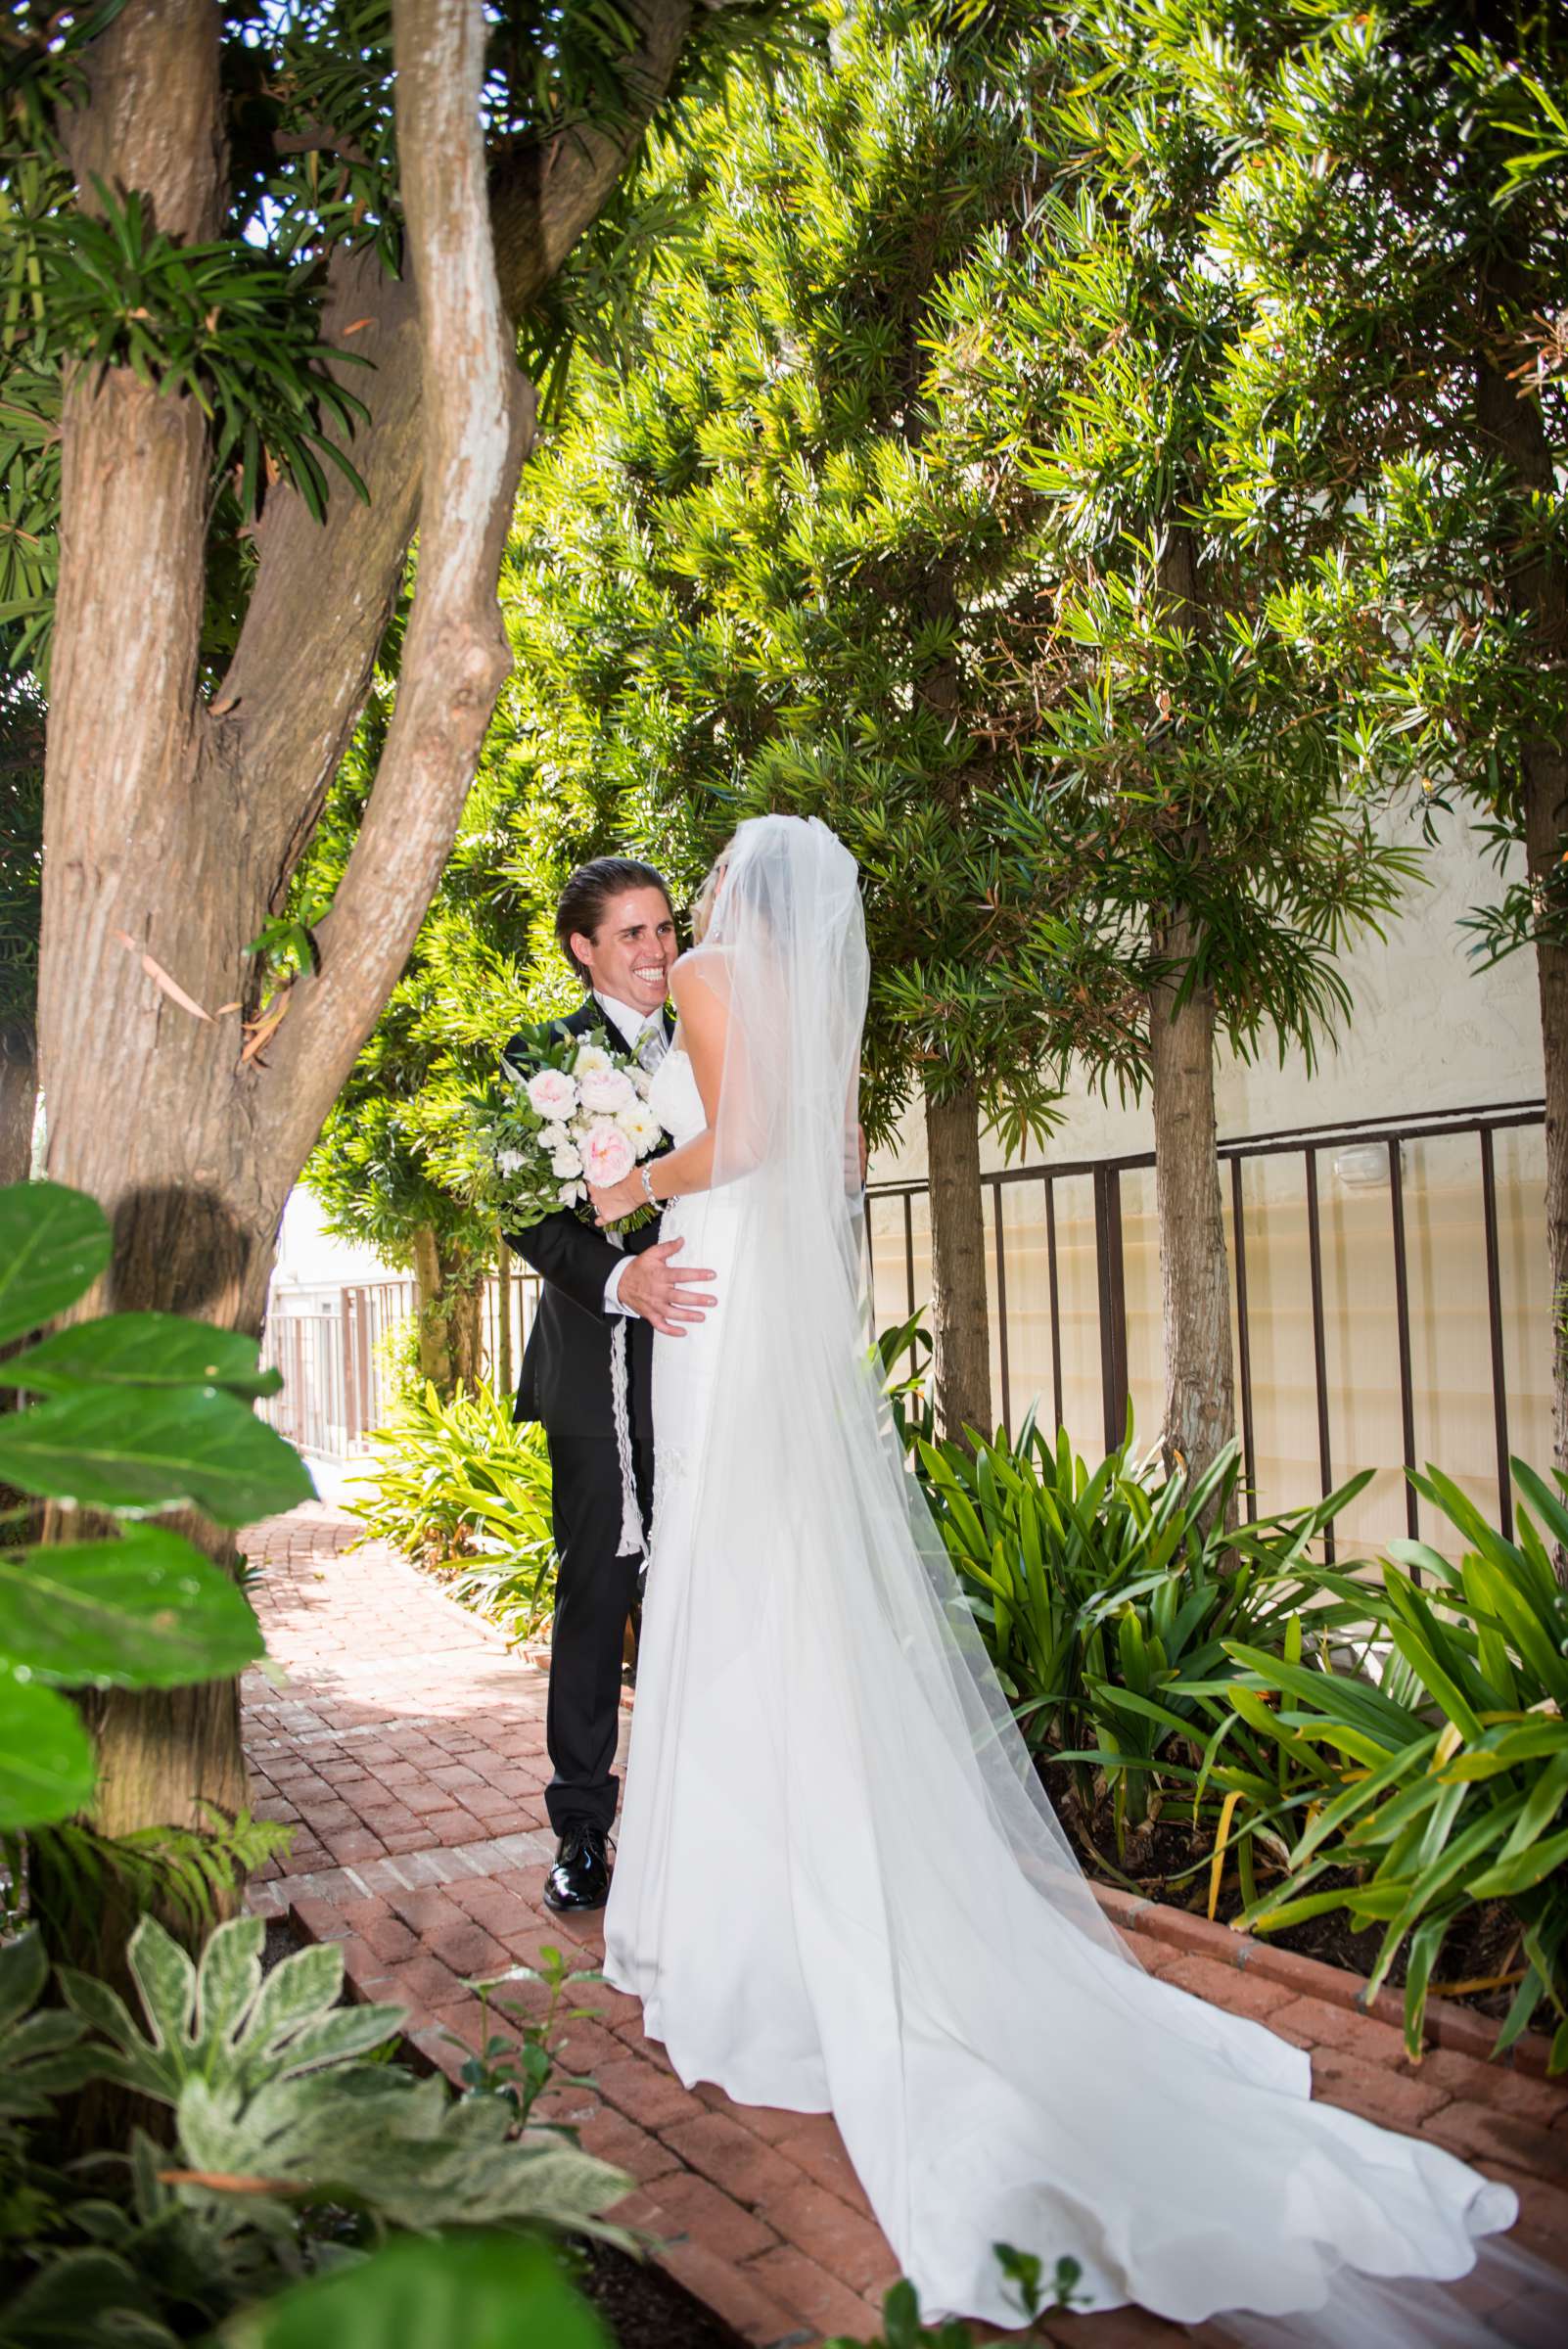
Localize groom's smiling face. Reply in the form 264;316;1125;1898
572;885;678;1016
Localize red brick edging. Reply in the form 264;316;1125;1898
1092;1883;1562;2081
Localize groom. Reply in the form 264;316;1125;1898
504;857;717;1912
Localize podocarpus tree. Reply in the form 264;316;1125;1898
942;0;1420;1489
1181;0;1568;1477
506;0;1143;1441
6;0;784;1870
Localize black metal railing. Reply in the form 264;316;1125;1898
866;1099;1547;1550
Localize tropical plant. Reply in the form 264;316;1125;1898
0;1912;633;2345
1215;1460;1568;2071
874;1308;936;1456
824;2246;1090;2349
916;1410;1367;1848
347;1379;556;1641
230;2230;612;2349
442;1944;606;2134
0;1178;306;1839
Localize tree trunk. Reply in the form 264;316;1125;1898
1142;518;1236;1502
496;1234;514;1400
1477;345;1568;1516
411;1225;454;1395
926;1083;992;1443
34;0;535;1873
410;1230;486;1400
448;1263;484;1397
1147;922;1235;1496
0;1022;35;1188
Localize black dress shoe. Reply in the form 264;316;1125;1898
544;1824;611;1912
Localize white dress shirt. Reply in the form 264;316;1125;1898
595;991;663;1317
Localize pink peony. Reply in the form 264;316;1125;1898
578;1066;635;1115
580;1119;635;1188
526;1066;578;1120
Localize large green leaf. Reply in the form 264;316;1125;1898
0;1931;95;2121
0;1181;112;1348
0;1384;314;1524
1466;1823;1568;1901
0;2244;176;2349
0;1674;95;1830
236;2231;611;2349
5;1313;283;1400
0;1529;263;1687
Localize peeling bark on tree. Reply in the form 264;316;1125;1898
926;1082;992;1444
34;0;697;1865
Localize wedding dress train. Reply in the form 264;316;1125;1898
602;817;1529;2339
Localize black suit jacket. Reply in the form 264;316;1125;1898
504;996;672;1442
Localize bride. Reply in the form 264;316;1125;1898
584;811;1531;2340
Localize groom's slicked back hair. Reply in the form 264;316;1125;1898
557;856;672;985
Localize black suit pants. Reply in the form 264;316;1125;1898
544;1433;655;1836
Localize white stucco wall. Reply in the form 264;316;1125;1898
271;1184;391;1288
870;803;1544;1183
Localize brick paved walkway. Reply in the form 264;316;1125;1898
242;1505;1567;2348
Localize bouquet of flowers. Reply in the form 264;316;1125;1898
469;1023;669;1235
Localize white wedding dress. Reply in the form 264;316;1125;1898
603;817;1529;2342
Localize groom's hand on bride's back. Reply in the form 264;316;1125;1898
617;1237;716;1334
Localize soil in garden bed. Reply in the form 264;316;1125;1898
1042;1764;1525;2022
570;2236;750;2349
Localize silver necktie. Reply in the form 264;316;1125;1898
635;1022;668;1074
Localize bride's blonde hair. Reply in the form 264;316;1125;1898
690;842;733;944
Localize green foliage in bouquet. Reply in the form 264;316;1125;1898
347;1381;556;1642
0;1179;311;1834
1216;1461;1568;2072
467;1023;665;1239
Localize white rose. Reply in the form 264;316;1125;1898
550;1141;583;1178
579;1066;635;1115
557;1178;585;1206
527;1066;577;1120
573;1041;613;1077
541;1121;572;1153
617;1105;661;1151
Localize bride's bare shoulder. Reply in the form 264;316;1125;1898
671;945;731;1000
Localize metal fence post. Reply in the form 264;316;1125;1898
1093;1162;1129;1451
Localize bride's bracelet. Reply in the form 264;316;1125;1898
641;1162;660;1210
